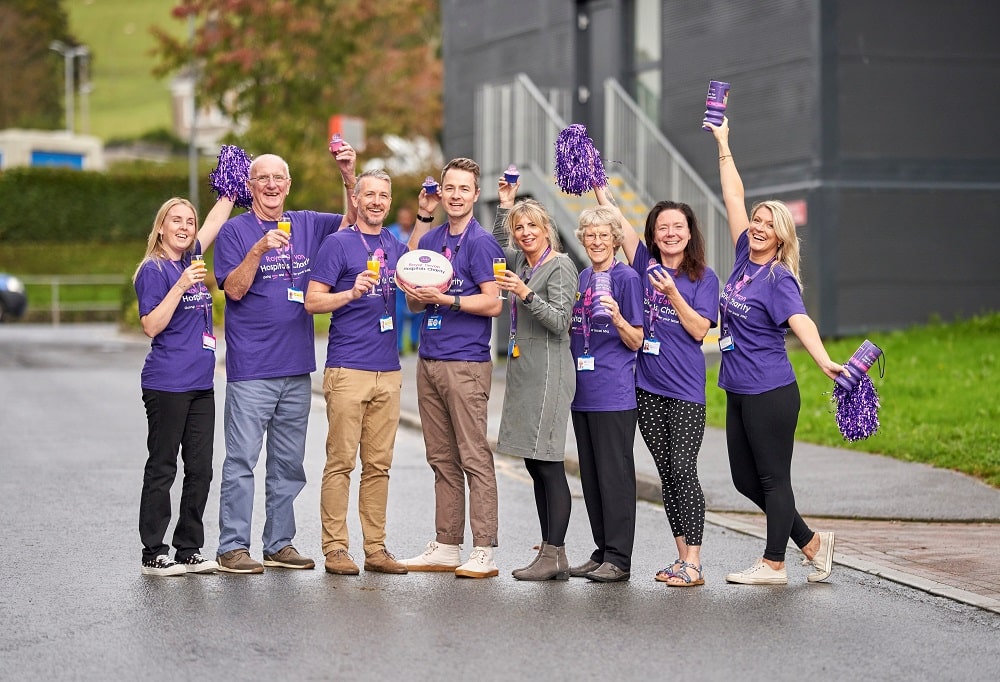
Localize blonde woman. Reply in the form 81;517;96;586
709;117;845;585
133;196;233;576
492;181;578;581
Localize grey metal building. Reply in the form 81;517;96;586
441;0;1000;336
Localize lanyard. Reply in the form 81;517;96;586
354;227;391;313
441;225;470;263
721;260;770;333
582;260;617;355
510;247;551;340
645;267;672;339
432;226;470;314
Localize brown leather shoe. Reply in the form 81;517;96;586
324;549;360;575
364;549;408;574
263;545;315;569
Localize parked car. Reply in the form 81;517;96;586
0;273;28;321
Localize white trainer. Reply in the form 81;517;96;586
455;546;499;578
725;559;788;585
400;541;462;572
807;531;835;583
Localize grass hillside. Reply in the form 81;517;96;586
66;0;184;140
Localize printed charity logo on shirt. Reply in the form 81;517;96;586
721;280;752;321
259;251;309;282
180;288;212;311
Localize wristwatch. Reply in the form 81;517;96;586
524;291;535;303
450;295;461;311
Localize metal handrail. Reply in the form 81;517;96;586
19;274;124;326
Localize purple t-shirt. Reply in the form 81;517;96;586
214;210;343;381
570;261;643;411
415;218;504;362
632;242;719;405
310;227;408;372
718;231;806;394
136;251;215;392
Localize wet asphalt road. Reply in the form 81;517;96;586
1;325;998;680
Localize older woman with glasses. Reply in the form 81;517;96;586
567;206;644;583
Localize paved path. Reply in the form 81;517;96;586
366;347;1000;614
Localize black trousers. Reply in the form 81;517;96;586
572;409;637;571
139;388;214;561
523;458;572;547
725;382;814;562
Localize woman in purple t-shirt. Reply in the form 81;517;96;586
132;196;233;577
568;206;644;583
709;117;846;586
594;186;719;587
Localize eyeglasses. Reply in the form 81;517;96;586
582;232;614;243
249;174;288;185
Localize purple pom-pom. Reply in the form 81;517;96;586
209;145;253;208
833;374;880;441
554;124;608;196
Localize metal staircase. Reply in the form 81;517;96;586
475;74;733;281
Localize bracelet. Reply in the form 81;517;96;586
719;155;732;160
344;183;355;190
416;214;434;223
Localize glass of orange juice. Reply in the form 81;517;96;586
367;256;380;296
277;215;291;234
493;257;506;299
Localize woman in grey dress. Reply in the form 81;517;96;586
492;178;579;581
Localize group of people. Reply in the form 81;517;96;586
134;117;846;587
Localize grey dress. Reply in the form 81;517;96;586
492;208;578;461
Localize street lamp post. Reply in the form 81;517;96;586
49;41;90;135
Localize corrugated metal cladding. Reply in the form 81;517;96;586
442;0;1000;335
661;0;821;186
835;188;1000;331
836;0;1000;164
442;0;575;161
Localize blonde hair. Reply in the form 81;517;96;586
132;197;199;283
505;199;562;253
751;200;802;286
575;205;625;249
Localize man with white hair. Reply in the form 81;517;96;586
212;146;357;574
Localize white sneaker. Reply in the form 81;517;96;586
725;559;788;585
455;546;499;578
807;531;835;583
400;541;462;572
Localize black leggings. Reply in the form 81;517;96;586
637;388;706;546
726;382;814;562
523;458;572;547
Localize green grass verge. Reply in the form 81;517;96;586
705;313;1000;488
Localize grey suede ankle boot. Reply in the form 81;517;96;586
511;542;547;578
512;544;569;581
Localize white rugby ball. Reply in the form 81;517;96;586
396;249;454;293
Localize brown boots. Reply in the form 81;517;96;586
512;543;569;581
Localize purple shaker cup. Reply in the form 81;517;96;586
702;80;730;131
834;339;883;392
591;270;613;321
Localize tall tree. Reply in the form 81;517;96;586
153;0;442;210
0;0;74;130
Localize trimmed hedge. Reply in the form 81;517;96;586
0;167;215;243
